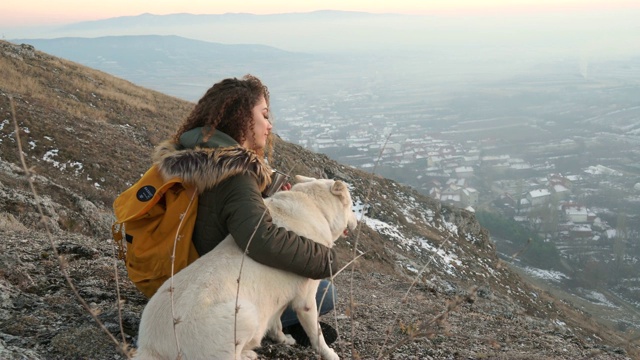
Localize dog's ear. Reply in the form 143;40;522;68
330;180;346;196
331;181;352;207
331;180;350;204
294;175;316;183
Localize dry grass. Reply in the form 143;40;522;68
9;95;133;358
2;49;159;114
1;40;193;235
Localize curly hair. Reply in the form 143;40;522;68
174;74;273;158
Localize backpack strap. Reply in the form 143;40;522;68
111;222;126;260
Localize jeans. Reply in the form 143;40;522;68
280;280;335;328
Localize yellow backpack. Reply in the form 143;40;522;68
111;165;200;298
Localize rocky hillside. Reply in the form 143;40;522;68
0;40;637;359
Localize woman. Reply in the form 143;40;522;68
155;74;337;343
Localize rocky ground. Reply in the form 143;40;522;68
0;227;635;360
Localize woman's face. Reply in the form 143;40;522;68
243;96;272;151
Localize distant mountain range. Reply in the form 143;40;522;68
12;35;339;101
9;10;640;103
56;10;395;31
12;34;304;67
7;9;640;79
15;11;421;54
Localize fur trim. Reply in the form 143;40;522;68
152;140;272;193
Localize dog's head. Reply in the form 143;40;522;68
292;175;358;241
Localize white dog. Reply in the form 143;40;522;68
134;175;357;360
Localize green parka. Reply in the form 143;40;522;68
153;127;336;280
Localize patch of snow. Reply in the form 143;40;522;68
42;149;84;176
582;289;618;308
419;238;462;275
363;217;407;244
523;266;569;282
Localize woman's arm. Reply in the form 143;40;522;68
219;173;337;279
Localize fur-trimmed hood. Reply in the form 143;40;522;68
152;140;273;193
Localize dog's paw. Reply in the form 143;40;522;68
321;348;339;360
283;333;296;345
241;350;258;360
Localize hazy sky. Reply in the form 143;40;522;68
2;0;639;26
